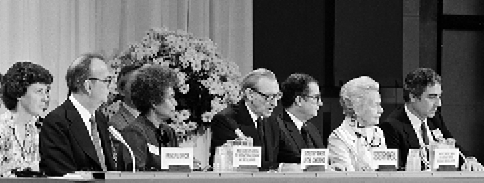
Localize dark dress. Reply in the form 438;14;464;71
118;115;178;171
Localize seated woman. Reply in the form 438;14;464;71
118;65;180;171
328;76;386;171
0;62;53;177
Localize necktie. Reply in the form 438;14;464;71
421;121;429;145
90;117;107;171
256;117;264;138
420;121;430;170
301;124;315;148
256;117;266;160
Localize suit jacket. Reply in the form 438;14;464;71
277;111;325;163
108;102;136;131
118;115;178;171
328;117;386;171
379;106;461;168
39;99;115;176
209;101;280;170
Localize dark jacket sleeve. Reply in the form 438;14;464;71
379;121;407;168
267;116;281;170
209;114;237;166
39;113;76;176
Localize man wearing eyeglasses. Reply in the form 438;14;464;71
276;73;325;165
209;68;281;171
40;53;115;176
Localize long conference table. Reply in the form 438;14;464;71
2;171;484;183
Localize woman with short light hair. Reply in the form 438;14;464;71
328;76;386;171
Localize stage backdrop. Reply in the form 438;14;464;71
0;0;252;168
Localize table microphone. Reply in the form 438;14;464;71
108;126;136;172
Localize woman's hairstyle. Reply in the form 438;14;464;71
130;65;178;115
403;68;441;102
339;76;379;117
2;61;53;110
280;73;317;108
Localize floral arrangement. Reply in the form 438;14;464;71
104;28;242;141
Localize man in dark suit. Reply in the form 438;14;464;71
380;68;483;171
40;53;115;176
210;68;281;171
277;73;325;164
109;64;141;131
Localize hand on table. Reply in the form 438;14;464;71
461;157;484;171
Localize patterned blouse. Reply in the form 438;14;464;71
0;111;40;177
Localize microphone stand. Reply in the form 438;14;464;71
108;126;136;173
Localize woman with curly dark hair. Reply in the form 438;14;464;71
0;62;53;177
118;64;180;171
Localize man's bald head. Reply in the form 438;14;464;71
65;53;105;94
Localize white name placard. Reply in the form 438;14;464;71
300;149;328;169
432;149;459;169
371;149;398;169
160;147;193;169
232;146;261;168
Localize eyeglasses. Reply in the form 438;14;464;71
87;77;112;85
303;94;322;102
250;88;282;101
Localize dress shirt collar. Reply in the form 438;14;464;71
285;110;304;131
404;104;427;130
69;95;94;121
69;95;95;137
245;101;259;127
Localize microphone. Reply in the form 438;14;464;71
108;126;136;172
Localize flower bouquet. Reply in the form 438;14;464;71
105;28;242;141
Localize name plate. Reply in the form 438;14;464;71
160;147;193;170
300;149;328;170
371;149;398;170
233;146;261;168
433;149;459;169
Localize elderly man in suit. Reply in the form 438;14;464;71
379;68;483;171
40;53;115;176
209;68;281;171
277;73;325;164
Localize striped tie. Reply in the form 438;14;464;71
90;116;107;171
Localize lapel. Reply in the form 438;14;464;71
63;100;102;167
281;111;306;150
305;123;325;148
235;102;262;146
394;106;421;148
119;104;136;126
